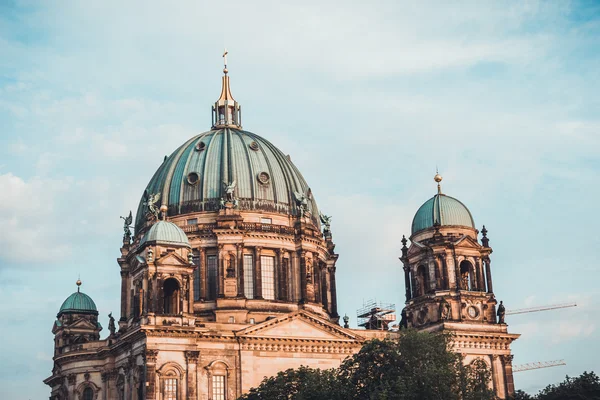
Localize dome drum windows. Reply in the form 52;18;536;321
256;171;270;185
249;141;259;151
187;172;200;185
195;141;206;152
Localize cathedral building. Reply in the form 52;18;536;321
44;61;518;400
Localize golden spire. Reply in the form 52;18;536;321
434;170;443;194
212;50;242;129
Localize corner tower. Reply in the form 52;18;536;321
400;174;519;400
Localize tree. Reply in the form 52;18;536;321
536;371;600;400
239;329;496;400
514;390;535;400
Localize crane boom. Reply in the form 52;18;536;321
506;302;577;316
513;360;566;373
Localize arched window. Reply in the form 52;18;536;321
460;260;473;291
82;387;93;400
163;278;180;314
207;361;229;400
157;363;183;400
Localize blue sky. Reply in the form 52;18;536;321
1;1;599;398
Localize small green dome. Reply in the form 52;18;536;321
140;220;190;248
58;291;98;316
412;194;475;235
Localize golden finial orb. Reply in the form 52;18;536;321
160;205;168;213
434;173;443;183
76;279;82;287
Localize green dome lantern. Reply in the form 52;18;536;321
57;280;98;317
411;174;475;235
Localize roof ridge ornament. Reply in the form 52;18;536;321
212;50;242;129
434;170;443;195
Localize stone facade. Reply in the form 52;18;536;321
400;223;519;399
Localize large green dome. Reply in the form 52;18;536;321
135;128;319;232
58;290;98;316
412;194;475;235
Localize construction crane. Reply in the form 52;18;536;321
513;360;566;373
357;299;396;330
506;302;577;316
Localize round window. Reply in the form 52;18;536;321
187;172;200;185
195;141;206;151
249;141;259;151
257;171;270;185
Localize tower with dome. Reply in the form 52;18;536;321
44;60;518;400
400;173;520;398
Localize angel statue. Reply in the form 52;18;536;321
120;211;133;243
319;213;332;232
294;191;308;217
222;180;237;201
143;191;161;220
108;312;116;336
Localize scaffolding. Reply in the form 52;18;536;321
357;299;396;330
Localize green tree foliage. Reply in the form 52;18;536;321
536;371;600;400
238;329;496;400
514;372;600;400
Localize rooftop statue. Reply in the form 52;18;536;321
120;211;133;243
294;191;308;217
143;191;161;220
320;213;332;232
222;180;237;201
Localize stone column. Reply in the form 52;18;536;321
276;249;284;300
185;351;200;400
445;253;457;289
156;276;164;314
475;257;485;292
142;272;149;315
325;263;332;314
329;266;339;318
427;257;436;291
485;258;494;293
403;266;411;301
281;253;289;301
314;261;322;304
299;251;308;303
120;270;129;320
254;247;263;299
199;248;207;300
502;354;515;398
145;350;158;400
218;244;225;298
492;354;506;399
237;244;244;297
490;355;499;395
320;266;328;309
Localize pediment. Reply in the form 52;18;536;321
237;311;363;342
68;317;99;330
454;235;481;249
156;251;189;267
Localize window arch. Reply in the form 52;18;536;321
206;361;230;400
157;362;184;400
459;260;474;291
163;278;180;314
77;381;100;400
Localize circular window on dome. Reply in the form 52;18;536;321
257;171;270;185
195;141;206;152
187;172;200;185
249;141;259;151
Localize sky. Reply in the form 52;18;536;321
0;0;599;398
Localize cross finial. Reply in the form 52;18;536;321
223;49;229;74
